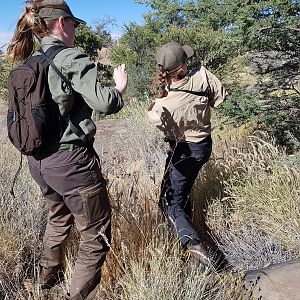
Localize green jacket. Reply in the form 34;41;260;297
37;36;123;148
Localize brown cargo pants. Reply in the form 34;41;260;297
28;146;111;300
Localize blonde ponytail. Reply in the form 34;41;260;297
7;0;48;62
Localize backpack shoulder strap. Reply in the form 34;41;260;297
44;45;66;59
29;45;65;66
39;46;96;153
37;46;72;90
169;87;207;97
37;46;97;155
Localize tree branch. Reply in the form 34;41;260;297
259;26;300;33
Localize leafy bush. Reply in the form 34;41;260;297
75;23;111;60
110;22;158;100
260;94;300;153
218;85;261;125
218;83;300;153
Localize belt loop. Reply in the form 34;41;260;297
69;144;74;151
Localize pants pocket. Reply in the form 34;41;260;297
78;182;111;225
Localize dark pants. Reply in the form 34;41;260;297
28;147;111;300
159;136;212;248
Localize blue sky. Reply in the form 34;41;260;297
0;0;149;50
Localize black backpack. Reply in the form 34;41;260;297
7;45;96;197
7;45;70;155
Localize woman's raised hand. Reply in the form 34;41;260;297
113;64;128;95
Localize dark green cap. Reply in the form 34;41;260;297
155;41;194;73
38;0;86;25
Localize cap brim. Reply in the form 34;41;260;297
71;16;86;25
182;45;194;58
39;7;86;25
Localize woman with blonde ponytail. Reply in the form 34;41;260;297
7;1;128;299
148;41;228;269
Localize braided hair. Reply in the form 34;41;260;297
153;65;187;98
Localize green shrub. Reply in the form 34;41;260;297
259;94;300;153
218;85;261;125
218;84;300;153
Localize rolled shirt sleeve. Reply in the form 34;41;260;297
147;101;163;126
205;68;227;108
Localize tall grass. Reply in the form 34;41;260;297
0;137;46;299
0;99;299;299
206;136;300;269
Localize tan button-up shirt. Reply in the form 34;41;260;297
148;66;227;143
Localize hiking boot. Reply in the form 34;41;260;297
187;243;211;267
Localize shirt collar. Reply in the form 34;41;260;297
170;76;190;89
40;36;68;48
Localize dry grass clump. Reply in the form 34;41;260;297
100;98;167;178
206;136;300;270
0;138;46;299
104;235;221;300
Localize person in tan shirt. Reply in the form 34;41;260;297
148;41;227;267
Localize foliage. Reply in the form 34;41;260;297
218;84;261;124
110;21;159;100
75;19;114;60
234;0;300;151
218;83;300;152
258;94;300;152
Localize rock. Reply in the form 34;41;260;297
244;259;300;299
247;51;298;75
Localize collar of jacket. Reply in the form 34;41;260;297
40;36;68;49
